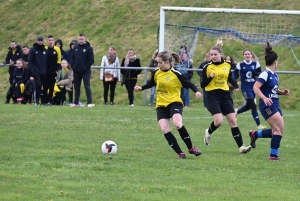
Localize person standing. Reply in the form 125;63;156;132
134;51;202;159
198;52;211;108
55;39;67;61
148;49;158;107
100;46;121;105
21;45;30;65
70;34;94;108
65;39;78;103
201;46;252;154
121;48;141;106
3;41;23;85
235;49;265;129
43;35;62;106
251;42;290;161
28;36;48;105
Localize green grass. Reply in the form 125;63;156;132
0;104;299;200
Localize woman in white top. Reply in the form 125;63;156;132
100;46;121;105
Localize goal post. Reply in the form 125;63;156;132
159;7;300;59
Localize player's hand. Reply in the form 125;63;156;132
284;89;290;95
195;91;202;98
210;72;215;78
134;86;142;91
234;88;239;92
263;97;273;106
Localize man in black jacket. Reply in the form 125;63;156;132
70;34;94;108
28;36;48;105
3;41;23;84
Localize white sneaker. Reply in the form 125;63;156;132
70;103;79;107
87;104;95;108
257;124;266;129
239;145;252;154
130;104;134;107
204;128;211;145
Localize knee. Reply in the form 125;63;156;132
173;122;183;130
160;125;170;134
214;118;223;127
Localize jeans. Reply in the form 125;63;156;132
124;79;137;105
149;86;156;105
73;72;92;104
181;88;190;106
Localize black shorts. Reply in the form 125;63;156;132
206;90;234;116
156;102;183;121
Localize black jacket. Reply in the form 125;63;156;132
5;46;23;65
70;41;94;74
12;67;29;85
28;43;48;75
121;58;142;79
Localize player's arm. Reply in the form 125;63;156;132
200;64;213;88
135;70;157;91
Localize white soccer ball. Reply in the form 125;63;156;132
101;140;117;155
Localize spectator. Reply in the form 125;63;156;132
43;35;62;106
201;45;252;154
121;48;141;106
198;52;211;108
176;53;193;107
148;49;158;107
225;55;238;97
5;59;29;104
179;45;189;61
3;41;23;85
28;36;48;106
134;51;202;159
70;33;94;108
55;39;67;61
100;46;121;105
21;45;30;65
65;39;78;103
54;59;73;105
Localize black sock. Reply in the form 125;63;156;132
164;132;183;154
208;121;218;134
178;126;193;150
231;127;244;147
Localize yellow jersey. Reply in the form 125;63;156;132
142;66;198;108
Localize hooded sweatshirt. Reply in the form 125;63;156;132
70;41;94;74
28;43;48;75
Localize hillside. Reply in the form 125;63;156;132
1;0;300;109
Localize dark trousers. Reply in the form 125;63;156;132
103;78;118;103
124;79;137;105
6;83;22;102
24;80;36;103
73;72;92;104
53;87;67;105
32;73;46;104
8;66;15;85
43;73;56;104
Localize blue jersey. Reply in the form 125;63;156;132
236;60;261;92
256;68;280;106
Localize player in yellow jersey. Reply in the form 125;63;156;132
134;51;202;159
201;46;252;154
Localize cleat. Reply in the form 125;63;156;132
249;130;257;149
177;152;186;159
204;128;211;145
239;145;252;154
257;124;266;129
269;156;281;161
188;147;202;156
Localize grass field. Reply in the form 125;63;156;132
0;103;299;200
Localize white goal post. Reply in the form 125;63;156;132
159;7;300;55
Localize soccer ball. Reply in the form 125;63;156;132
101;140;117;155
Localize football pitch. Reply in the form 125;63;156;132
0;104;299;200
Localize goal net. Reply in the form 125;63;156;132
159;7;300;59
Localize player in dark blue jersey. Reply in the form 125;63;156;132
250;42;290;161
235;49;266;129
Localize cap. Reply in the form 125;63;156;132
70;40;78;45
37;36;44;41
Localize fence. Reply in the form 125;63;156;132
1;64;300;105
